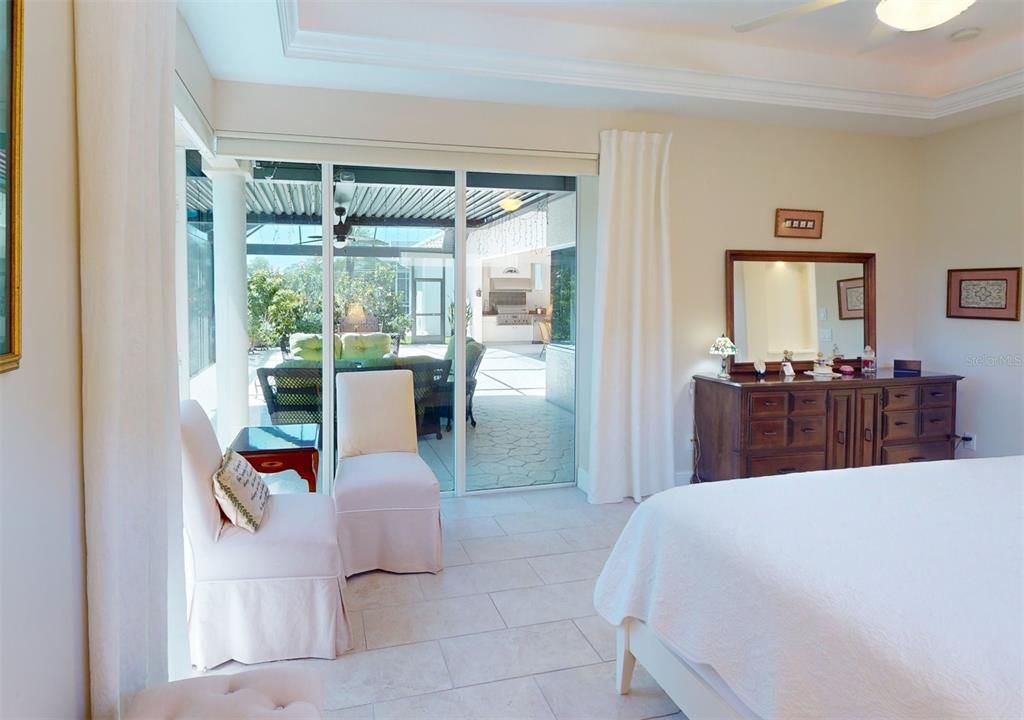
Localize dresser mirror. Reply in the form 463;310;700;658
725;250;876;373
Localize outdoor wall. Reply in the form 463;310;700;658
915;111;1024;458
211;80;927;478
0;1;89;717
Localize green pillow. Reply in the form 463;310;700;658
342;332;391;360
290;333;322;353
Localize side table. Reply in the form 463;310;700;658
229;424;320;493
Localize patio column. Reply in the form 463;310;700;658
203;157;252;443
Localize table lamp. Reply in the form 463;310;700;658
709;334;737;378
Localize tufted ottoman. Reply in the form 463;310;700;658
126;667;322;719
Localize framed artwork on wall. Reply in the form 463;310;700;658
774;208;824;239
837;276;865;320
946;267;1022;321
0;0;22;374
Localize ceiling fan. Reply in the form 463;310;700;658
732;0;978;53
307;178;358;245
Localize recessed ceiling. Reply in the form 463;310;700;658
178;0;1024;135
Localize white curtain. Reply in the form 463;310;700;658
75;1;180;717
586;130;675;504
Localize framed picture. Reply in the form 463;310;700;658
775;208;823;239
837;276;865;320
946;267;1022;321
0;0;22;374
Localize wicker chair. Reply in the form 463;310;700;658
257;357;452;439
438;339;487;432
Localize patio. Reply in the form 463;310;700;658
191;341;576;493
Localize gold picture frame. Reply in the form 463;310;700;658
0;0;22;373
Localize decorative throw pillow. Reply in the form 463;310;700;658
212;450;270;533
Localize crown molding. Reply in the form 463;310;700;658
276;0;1022;122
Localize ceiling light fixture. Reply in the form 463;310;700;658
499;197;523;213
875;0;976;32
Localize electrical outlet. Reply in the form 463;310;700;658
963;433;977;452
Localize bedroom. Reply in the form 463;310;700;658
0;1;1021;718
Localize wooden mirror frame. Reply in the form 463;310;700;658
724;249;876;375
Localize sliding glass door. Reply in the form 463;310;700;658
183;154;578;495
462;173;578;491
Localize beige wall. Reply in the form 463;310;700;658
0;1;88;718
917;112;1024;457
213;81;930;475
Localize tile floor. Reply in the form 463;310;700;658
205;487;681;720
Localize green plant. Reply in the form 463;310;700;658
447;301;473;336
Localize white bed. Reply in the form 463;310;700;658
594;456;1024;719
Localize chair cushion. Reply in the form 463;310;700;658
126;666;322;720
200;494;340;581
341;332;391;360
334;452;439;512
336;370;418;457
213;450;270;533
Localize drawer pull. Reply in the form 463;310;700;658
894;393;909;398
258;460;284;469
929;418;944;424
930;391;945;398
762;430;778;437
894;421;909;427
864;428;874;441
908;456;927;462
777;467;798;474
763;400;778;407
837;430;846;445
800;398;816;405
801;427;816;434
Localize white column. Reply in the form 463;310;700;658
203;157;251;443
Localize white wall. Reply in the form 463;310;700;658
0;1;88;717
916;112;1024;458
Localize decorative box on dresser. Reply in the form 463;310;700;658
693;370;963;481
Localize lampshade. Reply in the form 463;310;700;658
709;335;737;356
346;302;367;324
499;197;523;213
875;0;975;32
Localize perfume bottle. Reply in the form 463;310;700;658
862;345;876;375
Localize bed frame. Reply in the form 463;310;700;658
617;618;745;720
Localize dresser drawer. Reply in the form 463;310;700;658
882;441;951;465
883;386;918;410
789;391;827;416
789;416;826;448
920;383;954;407
919;407;953;438
749;392;788;417
749;453;826;477
883;410;918;441
748;419;787;449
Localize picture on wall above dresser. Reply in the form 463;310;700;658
946;267;1021;321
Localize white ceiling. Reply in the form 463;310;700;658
178;0;1024;134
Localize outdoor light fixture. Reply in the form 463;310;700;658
875;0;975;32
499;197;523;213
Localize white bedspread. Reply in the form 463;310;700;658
594;456;1024;719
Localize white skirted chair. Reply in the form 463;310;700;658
180;400;353;670
126;666;322;720
334;370;443;576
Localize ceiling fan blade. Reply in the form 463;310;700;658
732;0;850;32
858;19;901;54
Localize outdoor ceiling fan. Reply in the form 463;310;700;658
732;0;977;52
307;179;358;245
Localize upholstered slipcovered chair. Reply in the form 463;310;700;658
180;401;353;670
334;370;443;576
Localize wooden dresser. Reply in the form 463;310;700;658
693;370;963;482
